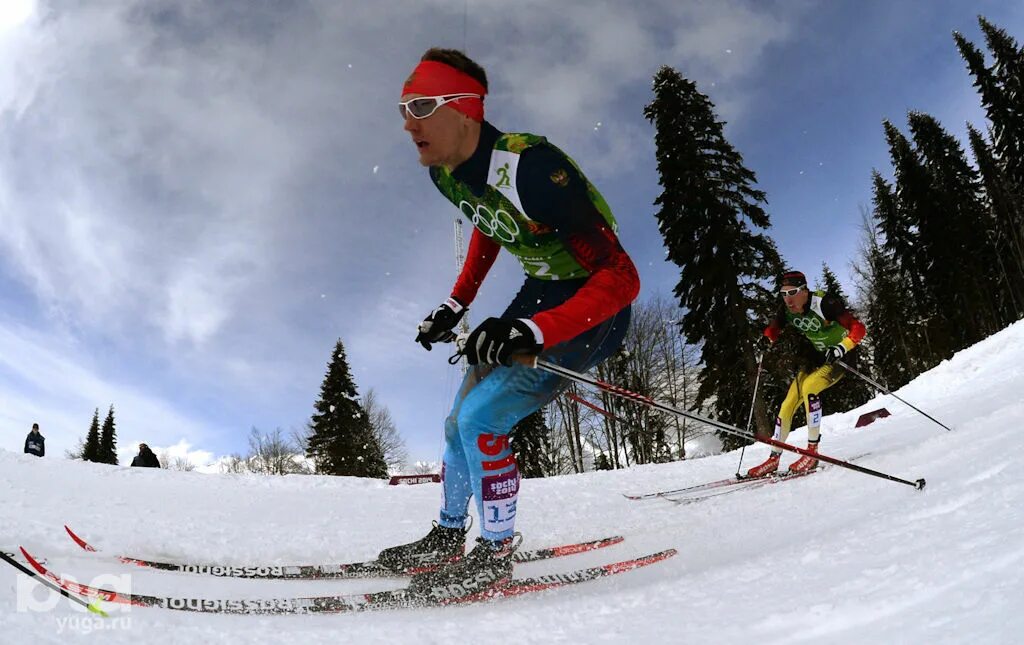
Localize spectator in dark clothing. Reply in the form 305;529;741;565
24;423;44;457
131;443;161;468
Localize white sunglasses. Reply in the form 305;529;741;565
399;94;481;120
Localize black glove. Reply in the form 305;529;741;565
462;317;542;366
416;298;466;350
823;344;846;364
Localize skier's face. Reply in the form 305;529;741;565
401;93;477;169
782;285;808;313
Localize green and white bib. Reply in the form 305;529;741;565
432;133;617;280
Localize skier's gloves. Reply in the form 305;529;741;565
823;344;846;365
416;298;466;351
463;317;542;366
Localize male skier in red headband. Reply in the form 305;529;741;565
377;48;639;600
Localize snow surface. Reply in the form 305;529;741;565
3;321;1024;644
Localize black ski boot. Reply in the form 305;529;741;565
376;522;468;572
406;535;522;603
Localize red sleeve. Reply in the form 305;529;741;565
764;305;786;342
837;311;867;344
450;228;501;306
530;222;640;349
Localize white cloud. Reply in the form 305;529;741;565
0;321;218;455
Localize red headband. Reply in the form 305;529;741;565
402;60;486;122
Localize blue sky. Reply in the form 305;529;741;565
0;1;1020;466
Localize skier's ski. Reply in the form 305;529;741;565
2;550;46;565
662;469;819;506
627;452;873;503
623;475;750;500
18;545;676;615
63;525;623;580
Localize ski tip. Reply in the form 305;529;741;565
604;548;678;574
19;546;46;574
64;525;96;552
915;478;927;491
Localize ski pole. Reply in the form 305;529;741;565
836;360;953;432
518;356;925;490
735;351;765;476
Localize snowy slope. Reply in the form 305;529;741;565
3;321;1024;644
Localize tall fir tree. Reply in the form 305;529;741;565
510;409;553;478
98;405;119;465
907;111;1001;345
643;66;782;450
955;18;1024;193
881;120;953;364
866;178;924;388
306;339;387;478
817;263;847;303
955;19;1024;323
967;123;1024;319
82;408;101;463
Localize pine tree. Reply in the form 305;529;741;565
643;66;783;450
956;18;1024;192
955;19;1024;323
593;453;613;471
881;121;953;364
98;405;119;465
865;181;924;388
510;409;553;478
907;112;1001;346
306;339;387;478
817;263;845;301
82;408;101;463
967;124;1024;320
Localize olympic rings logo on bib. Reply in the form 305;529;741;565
460;200;520;243
792;316;822;332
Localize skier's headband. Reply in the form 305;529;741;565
402;61;486;122
780;271;807;288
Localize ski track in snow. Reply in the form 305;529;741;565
3;321;1024;643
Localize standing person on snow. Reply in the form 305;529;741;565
131;443;161;468
24;423;44;457
378;48;639;598
746;270;866;477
